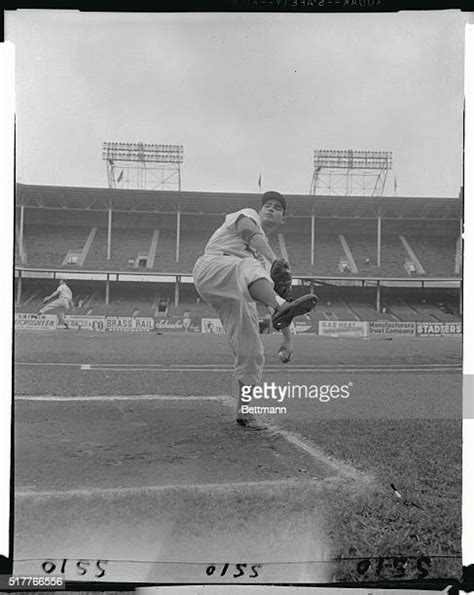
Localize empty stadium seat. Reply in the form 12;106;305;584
404;236;457;275
23;225;89;268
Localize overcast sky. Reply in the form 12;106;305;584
5;9;473;197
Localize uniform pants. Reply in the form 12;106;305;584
39;297;70;314
193;254;271;386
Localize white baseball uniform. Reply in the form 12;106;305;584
40;283;72;314
193;208;281;386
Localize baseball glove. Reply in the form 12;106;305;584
270;259;292;301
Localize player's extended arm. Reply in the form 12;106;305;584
235;216;277;263
44;289;59;302
279;324;293;353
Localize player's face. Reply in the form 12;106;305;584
260;200;285;228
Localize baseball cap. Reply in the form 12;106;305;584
261;190;287;213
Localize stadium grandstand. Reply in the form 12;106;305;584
14;183;462;323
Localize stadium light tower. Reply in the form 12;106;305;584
310;149;392;196
102;142;184;191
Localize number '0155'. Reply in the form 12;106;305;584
41;559;108;579
205;563;262;578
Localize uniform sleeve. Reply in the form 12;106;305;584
224;208;262;232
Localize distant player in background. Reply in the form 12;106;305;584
37;279;73;329
193;191;318;430
182;309;192;332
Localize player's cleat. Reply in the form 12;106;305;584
236;415;268;430
272;294;318;331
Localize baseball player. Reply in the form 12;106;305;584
193;190;317;430
36;279;73;328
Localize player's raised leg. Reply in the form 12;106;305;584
37;298;58;316
248;277;318;331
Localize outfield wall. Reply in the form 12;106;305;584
14;313;462;337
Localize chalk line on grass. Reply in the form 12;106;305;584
15;477;338;498
15;394;226;402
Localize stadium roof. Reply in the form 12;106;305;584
16;183;462;220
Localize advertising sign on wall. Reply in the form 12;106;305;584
318;320;368;338
292;320;315;334
105;316;155;332
64;315;106;332
416;321;462;337
369;321;416;337
154;317;200;332
15;313;57;330
201;318;225;334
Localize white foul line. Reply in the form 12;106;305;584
15;394;227;402
15;361;461;374
15;478;321;498
16;361;461;368
84;366;460;374
224;395;371;482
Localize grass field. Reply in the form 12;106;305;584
13;331;462;584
